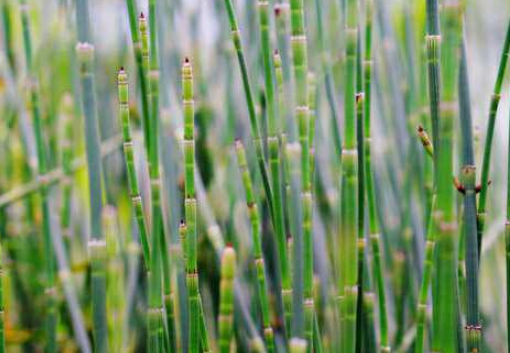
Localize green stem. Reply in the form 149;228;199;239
219;247;237;353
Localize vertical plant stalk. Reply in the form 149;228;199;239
506;98;510;353
124;0;151;155
354;33;366;353
363;1;389;351
60;94;74;241
222;0;274;220
257;0;290;334
435;3;462;353
458;36;481;353
236;141;275;352
76;41;108;353
289;0;315;347
183;58;206;353
477;18;510;255
339;0;359;351
118;68;151;270
19;1;57;351
75;0;108;349
218;246;237;353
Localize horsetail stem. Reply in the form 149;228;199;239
257;0;289;330
289;0;315;347
124;0;151;155
434;3;462;352
0;242;5;353
339;0;359;350
458;36;481;353
183;58;204;353
477;17;510;255
221;0;274;220
20;1;57;350
235;140;275;352
60;93;74;239
218;246;237;353
118;68;151;270
363;1;389;351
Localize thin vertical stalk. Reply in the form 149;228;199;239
124;0;151;155
20;1;57;351
364;1;389;351
235;140;275;352
118;68;151;270
258;0;290;334
289;0;314;347
218;246;237;353
75;0;108;350
221;0;274;220
339;0;359;351
477;18;510;255
458;35;481;353
183;58;202;353
60;94;74;242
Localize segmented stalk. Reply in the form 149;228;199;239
458;36;481;353
183;58;203;353
258;0;290;334
20;2;57;351
415;196;436;353
435;4;462;352
221;0;274;220
289;0;315;347
477;18;510;254
219;247;237;353
118;68;151;270
104;207;125;353
124;0;151;155
364;1;389;351
235;140;275;352
339;0;359;351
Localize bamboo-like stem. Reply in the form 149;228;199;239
339;0;359;351
363;1;389;351
434;3;462;352
59;94;74;240
20;2;58;351
458;35;481;353
124;0;151;155
118;68;151;270
257;0;290;334
218;246;237;353
477;18;510;255
221;0;274;220
183;58;204;353
235;140;275;352
289;0;315;347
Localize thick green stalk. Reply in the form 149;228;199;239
219;247;237;353
364;1;389;351
183;58;202;353
415;196;436;353
434;4;462;353
458;36;481;353
477;18;510;255
289;0;314;347
20;1;57;351
221;0;274;220
235;140;275;352
339;0;359;351
104;207;125;353
258;0;290;332
118;68;151;270
124;0;151;155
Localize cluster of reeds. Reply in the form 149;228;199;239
1;0;510;352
